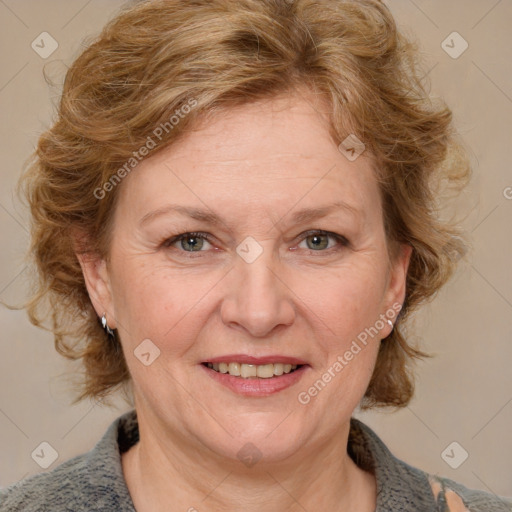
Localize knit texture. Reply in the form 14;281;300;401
1;410;510;511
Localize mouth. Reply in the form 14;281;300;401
200;356;310;396
202;362;304;379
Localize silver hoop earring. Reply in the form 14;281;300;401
101;313;114;336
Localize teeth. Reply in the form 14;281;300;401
228;362;241;376
256;364;274;378
206;362;299;378
273;363;284;376
240;364;257;378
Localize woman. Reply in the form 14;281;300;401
1;0;510;510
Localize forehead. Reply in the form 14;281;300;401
117;92;381;226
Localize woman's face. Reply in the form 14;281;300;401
85;92;410;464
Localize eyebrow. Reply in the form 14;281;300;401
285;200;361;225
140;205;227;227
139;200;361;228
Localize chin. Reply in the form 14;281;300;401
197;415;309;466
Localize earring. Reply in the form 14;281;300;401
101;312;114;336
387;319;394;330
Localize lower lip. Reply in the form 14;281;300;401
200;364;309;396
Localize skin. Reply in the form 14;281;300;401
78;91;411;512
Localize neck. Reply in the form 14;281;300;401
122;410;376;512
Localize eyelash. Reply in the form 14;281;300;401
161;230;350;258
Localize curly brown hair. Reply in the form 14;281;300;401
18;0;469;407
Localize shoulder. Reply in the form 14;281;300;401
0;410;138;512
429;474;512;512
0;453;94;512
349;418;512;512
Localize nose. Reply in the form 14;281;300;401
220;249;296;338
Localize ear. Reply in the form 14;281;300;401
380;243;412;337
75;247;116;330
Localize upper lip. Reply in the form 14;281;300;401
203;354;308;365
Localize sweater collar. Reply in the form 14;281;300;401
89;409;436;511
349;418;437;511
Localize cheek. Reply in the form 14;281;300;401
294;260;388;344
110;256;224;351
294;266;384;414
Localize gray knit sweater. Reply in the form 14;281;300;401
1;410;510;511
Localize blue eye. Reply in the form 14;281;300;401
164;232;212;252
298;230;349;252
162;230;349;257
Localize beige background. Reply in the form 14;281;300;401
1;0;511;499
